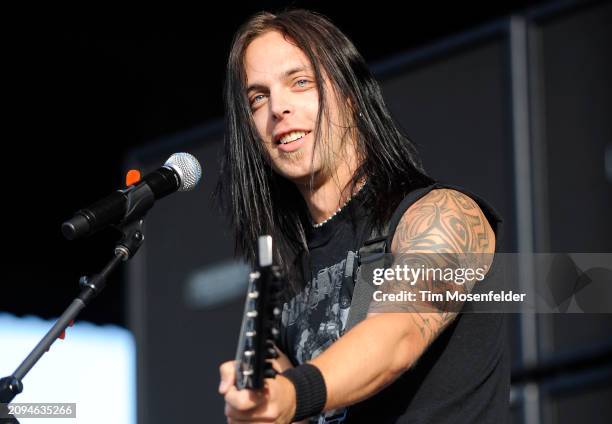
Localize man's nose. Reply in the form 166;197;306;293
270;91;293;120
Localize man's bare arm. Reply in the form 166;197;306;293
386;188;496;345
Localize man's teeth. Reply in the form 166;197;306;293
279;131;308;144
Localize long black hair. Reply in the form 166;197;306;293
216;9;434;291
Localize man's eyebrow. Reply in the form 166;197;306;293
246;66;312;94
282;66;311;79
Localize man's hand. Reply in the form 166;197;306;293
218;349;299;424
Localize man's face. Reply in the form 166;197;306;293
244;30;351;186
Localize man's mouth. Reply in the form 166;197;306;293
277;130;311;145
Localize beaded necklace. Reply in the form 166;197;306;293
312;181;367;228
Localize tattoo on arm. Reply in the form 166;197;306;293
386;189;496;347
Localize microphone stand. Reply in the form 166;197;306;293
0;218;146;422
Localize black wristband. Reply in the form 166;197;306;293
281;363;327;421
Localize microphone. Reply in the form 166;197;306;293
62;152;202;240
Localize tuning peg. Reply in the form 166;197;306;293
248;291;260;299
264;367;278;378
263;362;278;378
249;271;261;282
266;305;280;316
264;340;279;359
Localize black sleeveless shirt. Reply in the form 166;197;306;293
279;182;510;423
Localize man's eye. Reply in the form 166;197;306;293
251;94;265;105
296;79;309;87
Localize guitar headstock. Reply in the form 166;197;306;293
234;235;283;390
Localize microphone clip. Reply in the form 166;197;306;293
114;217;146;261
111;183;152;260
119;182;155;226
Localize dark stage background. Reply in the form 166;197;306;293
3;0;558;325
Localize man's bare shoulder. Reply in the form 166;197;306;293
390;188;496;255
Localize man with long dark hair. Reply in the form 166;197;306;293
217;9;509;423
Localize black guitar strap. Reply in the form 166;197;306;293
342;183;443;335
342;232;388;334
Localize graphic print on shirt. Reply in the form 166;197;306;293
281;256;354;423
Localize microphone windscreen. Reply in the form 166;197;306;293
164;152;202;191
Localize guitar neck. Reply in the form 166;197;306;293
234;235;282;390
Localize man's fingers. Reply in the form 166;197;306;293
270;346;293;373
219;360;236;394
224;393;276;422
225;385;266;411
